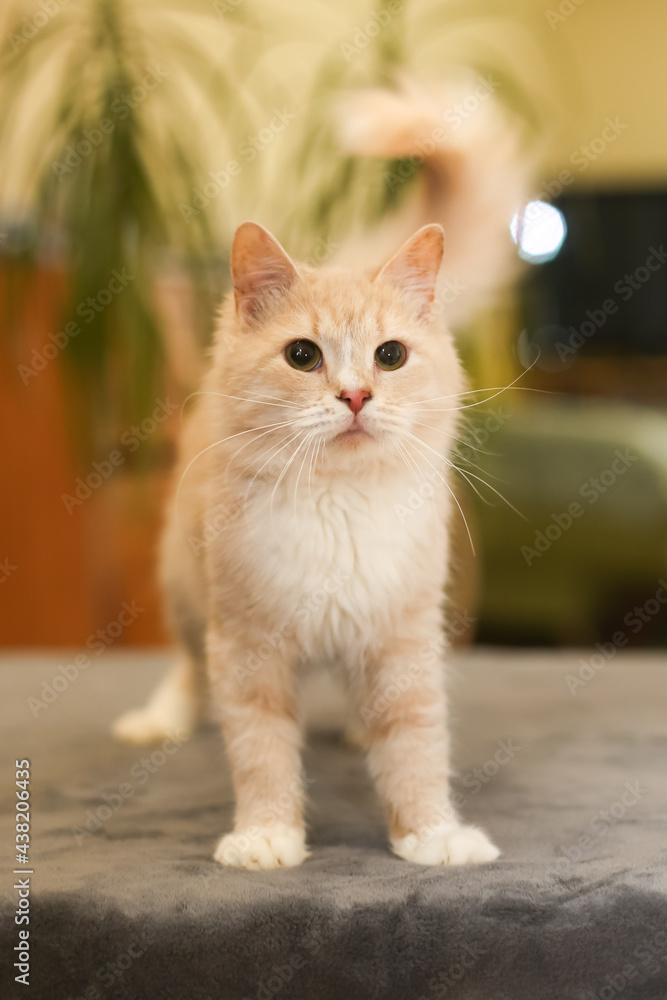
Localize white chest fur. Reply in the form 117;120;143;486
214;466;450;664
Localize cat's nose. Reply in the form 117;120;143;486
338;389;372;415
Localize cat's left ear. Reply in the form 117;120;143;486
231;222;299;327
374;224;444;320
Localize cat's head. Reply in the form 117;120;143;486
211;221;465;479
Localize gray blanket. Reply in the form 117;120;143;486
1;650;666;1000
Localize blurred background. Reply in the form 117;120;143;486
1;0;666;651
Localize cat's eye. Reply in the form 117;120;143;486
285;340;322;372
375;340;407;371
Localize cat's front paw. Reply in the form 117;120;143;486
392;823;500;866
214;824;308;870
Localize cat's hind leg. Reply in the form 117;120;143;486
113;494;208;745
112;653;203;745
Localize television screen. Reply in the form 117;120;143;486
518;191;667;367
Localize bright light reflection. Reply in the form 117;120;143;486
511;200;567;264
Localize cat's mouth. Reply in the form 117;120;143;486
334;422;372;443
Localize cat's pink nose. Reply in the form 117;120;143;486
338;389;372;415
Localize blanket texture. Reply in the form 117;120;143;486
1;650;666;1000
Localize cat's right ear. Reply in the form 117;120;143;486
374;224;444;321
230;222;298;328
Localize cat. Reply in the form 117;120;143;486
113;74;530;868
113;219;501;870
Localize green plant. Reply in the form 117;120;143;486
0;0;560;452
0;0;262;449
283;0;560;254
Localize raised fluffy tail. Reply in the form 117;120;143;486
336;75;534;327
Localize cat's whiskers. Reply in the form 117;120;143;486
223;420;305;480
224;405;327;491
447;459;524;517
452;435;501;459
447;464;506;508
292;431;319;514
393;436;429;489
402;360;546;413
228;386;307;409
403;418;504;478
240;426;310;500
388;435;416;481
389;403;518;505
269;429;313;532
450;450;505;481
401;428;525;520
307;435;323;500
181;389;303;413
175;417;298;525
396;432;476;555
391;405;504;462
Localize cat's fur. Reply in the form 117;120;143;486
334;75;531;327
111;72;532;869
113;220;500;869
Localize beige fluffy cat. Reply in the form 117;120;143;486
112;74;532;868
113;219;501;870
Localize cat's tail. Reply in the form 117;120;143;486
336;74;535;327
